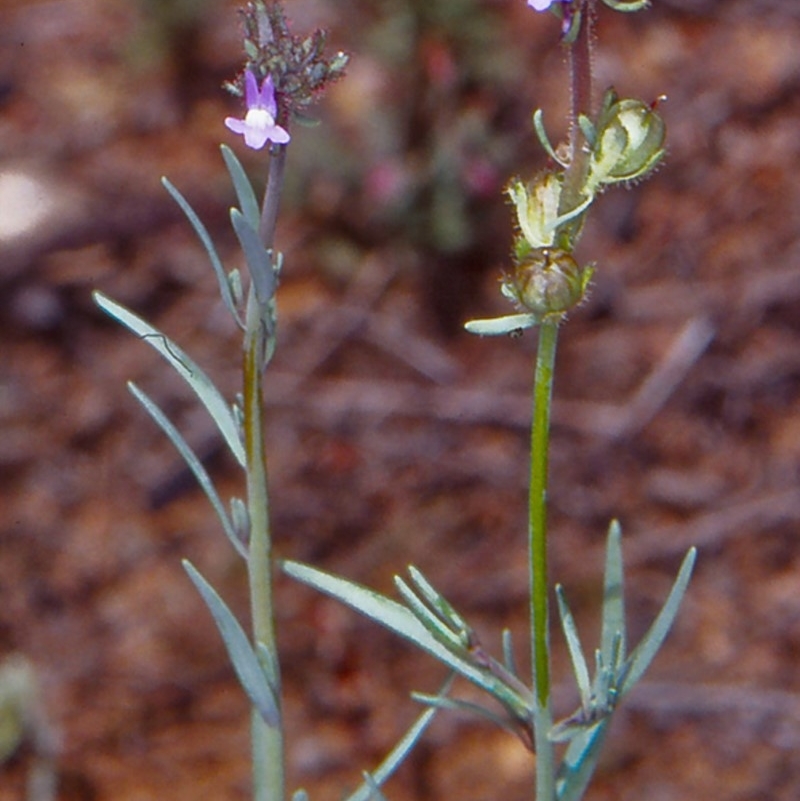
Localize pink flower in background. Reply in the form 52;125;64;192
225;71;290;150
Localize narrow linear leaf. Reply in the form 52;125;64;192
161;177;243;328
502;629;518;676
394;576;465;653
619;547;697;696
407;566;469;633
411;692;514;734
344;676;453;801
183;560;279;726
282;560;531;719
464;313;539;337
556;720;612;801
128;383;246;558
93;292;246;468
601;519;626;666
221;144;260;230
230;208;276;306
555;585;591;707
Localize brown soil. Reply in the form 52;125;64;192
3;1;800;799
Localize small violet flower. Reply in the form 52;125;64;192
225;71;290;150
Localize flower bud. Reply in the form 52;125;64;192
507;172;563;249
588;97;665;188
502;248;591;318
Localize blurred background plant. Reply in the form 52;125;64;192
3;0;800;800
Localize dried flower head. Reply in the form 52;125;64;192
226;1;348;126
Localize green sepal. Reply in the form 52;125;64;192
533;109;567;166
560;6;582;44
602;0;650;11
577;114;597;149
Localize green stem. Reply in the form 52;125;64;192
529;317;559;801
246;142;288;801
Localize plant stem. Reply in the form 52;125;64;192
529;317;559;801
246;142;288;801
558;0;595;248
530;9;593;799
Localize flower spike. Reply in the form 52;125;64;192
225;70;290;150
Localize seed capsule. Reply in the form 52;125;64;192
502;248;589;318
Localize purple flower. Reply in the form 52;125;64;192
527;0;560;10
225;71;290;149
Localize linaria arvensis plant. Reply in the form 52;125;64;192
94;1;696;800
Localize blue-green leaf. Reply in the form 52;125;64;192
221;144;260;230
127;382;245;558
394;576;465;654
555;585;591;708
344;677;453;801
93;292;246;467
183;560;278;726
619;547;696;697
556;720;612;801
601;520;626;666
464;313;539;337
230;208;276;307
502;629;518;676
282;560;531;720
411;692;514;734
161;177;243;328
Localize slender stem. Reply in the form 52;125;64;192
568;1;593;160
529;317;559;801
259;145;288;249
558;0;595;249
245;142;288;801
244;319;283;801
529;9;593;799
